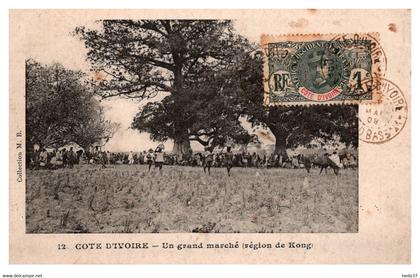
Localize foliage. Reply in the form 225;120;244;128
25;59;119;150
231;52;359;154
75;20;358;154
75;20;260;152
263;105;359;150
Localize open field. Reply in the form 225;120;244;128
26;165;358;233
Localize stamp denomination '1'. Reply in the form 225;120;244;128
359;79;408;144
262;33;383;106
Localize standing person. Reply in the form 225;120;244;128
128;151;134;165
251;152;257;168
138;151;144;164
39;148;48;168
203;147;213;175
106;151;110;165
224;146;234;176
76;150;83;164
32;149;40;169
68;147;75;169
62;148;68;167
50;150;63;169
273;153;279;168
242;152;248;168
101;151;108;168
146;149;154;172
256;153;261;168
330;149;342;169
154;146;164;172
214;153;221;168
109;152;115;164
262;154;267;168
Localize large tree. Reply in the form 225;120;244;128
130;38;359;156
261;105;358;159
131;45;261;152
25;59;119;151
75;20;256;155
233;50;359;159
75;20;358;156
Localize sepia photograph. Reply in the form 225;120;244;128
25;19;359;234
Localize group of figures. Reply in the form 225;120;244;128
27;147;81;170
27;143;357;176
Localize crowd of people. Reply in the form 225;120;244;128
28;147;81;170
27;143;357;175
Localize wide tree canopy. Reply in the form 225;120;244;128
261;105;358;157
75;20;260;154
224;49;359;158
25;59;119;151
131;44;263;152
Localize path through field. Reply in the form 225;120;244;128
26;165;358;233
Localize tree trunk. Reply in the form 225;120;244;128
273;135;289;161
172;136;192;158
171;53;191;158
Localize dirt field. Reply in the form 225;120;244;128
26;165;358;233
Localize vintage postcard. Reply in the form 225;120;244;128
9;9;410;264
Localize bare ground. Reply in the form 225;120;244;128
26;165;358;233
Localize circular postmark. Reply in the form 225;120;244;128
332;33;388;79
359;79;408;143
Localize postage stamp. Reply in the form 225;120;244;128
261;33;383;106
332;33;387;80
